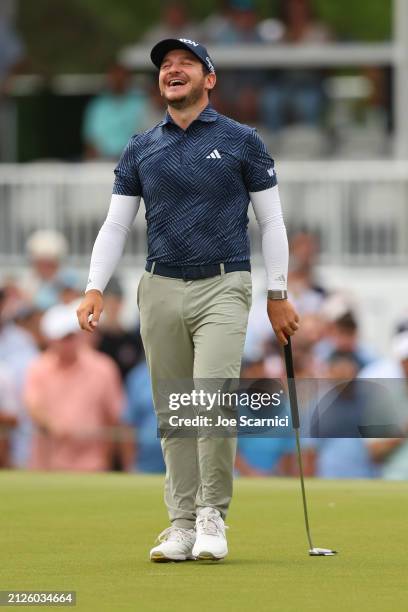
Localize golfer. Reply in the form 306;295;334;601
77;38;299;562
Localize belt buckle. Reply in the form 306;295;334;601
181;266;193;281
183;265;206;280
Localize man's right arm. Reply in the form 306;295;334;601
78;136;143;332
77;194;141;332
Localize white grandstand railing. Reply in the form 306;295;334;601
120;43;396;69
1;161;408;268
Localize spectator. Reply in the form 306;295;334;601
363;331;408;480
82;63;152;160
96;277;143;380
0;276;26;320
291;313;325;376
209;0;262;45
0;363;18;467
260;0;332;131
317;295;376;370
0;286;39;468
0;10;24;90
0;3;25;162
236;435;296;476
359;327;408;380
288;231;327;315
235;360;302;477
206;0;264;122
140;1;201;44
276;0;332;45
359;67;389;132
308;351;378;478
311;351;375;437
58;273;82;306
199;1;233;44
314;437;377;479
12;304;45;352
24;301;130;472
21;230;77;311
123;360;165;473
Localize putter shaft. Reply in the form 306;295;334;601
293;427;314;551
284;337;314;552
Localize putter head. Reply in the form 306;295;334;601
309;547;337;556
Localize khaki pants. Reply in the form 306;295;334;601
138;267;252;528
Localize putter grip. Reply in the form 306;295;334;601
283;338;300;430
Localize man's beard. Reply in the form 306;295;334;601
164;79;206;110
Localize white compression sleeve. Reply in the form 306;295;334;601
250;185;288;290
85;194;141;293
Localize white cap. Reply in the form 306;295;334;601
321;293;355;322
26;230;68;260
392;331;408;361
40;300;81;340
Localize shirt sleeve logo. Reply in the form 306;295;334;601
267;167;275;177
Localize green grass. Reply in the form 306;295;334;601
1;472;407;612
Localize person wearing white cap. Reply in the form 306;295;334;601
24;301;127;472
22;230;78;311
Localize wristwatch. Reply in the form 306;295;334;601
267;290;288;300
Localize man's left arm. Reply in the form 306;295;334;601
250;185;299;345
241;129;299;345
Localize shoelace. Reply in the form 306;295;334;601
196;514;228;537
156;526;194;544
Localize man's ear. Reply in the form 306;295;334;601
206;72;217;92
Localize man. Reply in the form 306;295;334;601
22;230;74;311
0;363;18;467
0;286;39;468
0;4;25;162
96;277;143;380
25;301;127;472
362;331;408;480
123;359;165;474
77;38;299;561
82;63;152;160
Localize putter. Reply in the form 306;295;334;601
283;337;337;557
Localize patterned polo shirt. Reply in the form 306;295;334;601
113;104;277;265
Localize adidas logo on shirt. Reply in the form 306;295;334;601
206;149;221;159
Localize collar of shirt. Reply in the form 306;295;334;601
159;104;218;128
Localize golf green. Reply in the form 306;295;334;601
1;472;407;611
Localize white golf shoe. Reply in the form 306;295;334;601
192;507;228;561
150;526;196;562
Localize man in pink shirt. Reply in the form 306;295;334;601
24;301;129;471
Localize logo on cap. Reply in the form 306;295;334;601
205;56;215;73
179;38;199;47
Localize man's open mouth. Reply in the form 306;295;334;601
167;79;188;89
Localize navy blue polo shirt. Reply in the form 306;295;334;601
113;104;277;266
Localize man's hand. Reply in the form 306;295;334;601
267;298;299;345
77;289;104;332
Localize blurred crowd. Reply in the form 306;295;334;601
80;0;389;161
0;0;403;480
0;0;391;161
1;228;408;480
